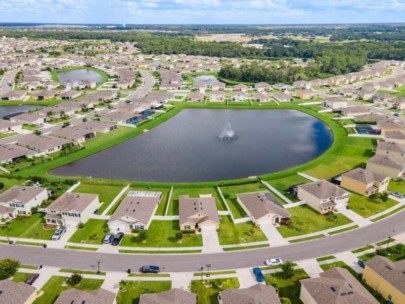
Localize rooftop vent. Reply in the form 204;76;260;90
331;287;336;292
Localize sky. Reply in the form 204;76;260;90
0;0;404;24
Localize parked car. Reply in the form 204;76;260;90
265;258;283;266
103;233;115;244
390;191;404;199
111;232;124;246
358;260;366;269
51;227;66;240
25;273;39;285
252;267;265;282
140;265;160;273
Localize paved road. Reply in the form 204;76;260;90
1;210;404;273
0;70;17;93
126;69;154;100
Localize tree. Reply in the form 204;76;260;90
281;261;295;279
0;258;21;280
66;273;82;286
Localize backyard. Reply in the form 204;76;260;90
266;174;310;203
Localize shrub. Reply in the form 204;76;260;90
66;273;82;286
0;259;21;280
281;261;295;279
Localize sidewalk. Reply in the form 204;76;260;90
296;259;323;278
235;268;260;288
259;223;289;246
335;251;364;273
337;207;372;227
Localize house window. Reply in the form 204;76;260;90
185;225;191;230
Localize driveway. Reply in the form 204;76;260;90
201;226;222;253
258;223;289;246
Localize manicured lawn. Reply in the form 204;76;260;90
348;193;398;218
277;205;352;237
74;183;124;214
303;137;375;179
388;180;405;193
168;187;226;216
68;219;109;244
0;214;56;240
220;183;268;218
117;281;171;304
265;269;309;304
12;272;32;283
33;276;104;304
121;220;203;247
320;261;360;278
217;216;267;245
266;175;310;202
0;178;22;193
359;244;405;262
190;278;240;304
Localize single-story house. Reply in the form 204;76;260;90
340;168;390;197
296;89;317;100
179;195;220;231
0;280;37;304
219;284;281;304
50;126;96;144
323;97;348;110
231;91;247;101
300;267;378;304
9;113;47;125
363;256;405;304
108;191;162;232
236;191;291;226
234;84;248;92
366;155;405;179
272;92;293;102
377;121;405;135
76;121;117;134
55;288;116;304
16;134;71;155
251;93;269;102
341;106;371;117
211;82;226;91
0;119;22;133
59;91;81;100
45;192;100;226
0;185;49;216
255;82;271;92
210;91;225;102
100;111;141;125
140;288;196;304
384;131;405;145
297;180;350;214
0;143;37;164
187;92;204;103
0;91;28;101
376;141;405;165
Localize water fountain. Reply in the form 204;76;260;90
218;122;238;142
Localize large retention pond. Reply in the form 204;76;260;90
0;105;43;119
58;69;103;83
52;109;334;182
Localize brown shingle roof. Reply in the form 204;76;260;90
47;192;98;213
55;288;116;304
298;180;348;199
140;288;197;304
368;155;403;170
0;185;47;205
220;284;281;304
0;280;36;304
342;168;387;184
179;195;219;226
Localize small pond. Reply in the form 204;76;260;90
192;75;220;85
58;69;103;84
0;105;43;119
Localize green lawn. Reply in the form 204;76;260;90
68;219;109;244
220;183;268;218
277;205;352;237
265;269;309;304
388;180;405;193
217;216;267;245
190;278;240;304
117;281;171;304
359;244;405;262
0;178;22;193
348;193;398;218
121;220;203;247
74;183;124;214
12;272;32;283
33;276;104;304
168;187;226;215
266;175;310;202
320;261;360;278
0;214;56;240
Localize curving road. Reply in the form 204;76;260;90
1;210;404;273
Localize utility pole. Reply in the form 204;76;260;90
96;260;101;274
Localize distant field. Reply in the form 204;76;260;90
196;33;252;43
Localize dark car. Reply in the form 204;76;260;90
111;232;124;246
252;267;265;282
140;265;160;273
358;260;366;269
25;273;39;285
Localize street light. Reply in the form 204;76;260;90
200;266;204;282
96;260;101;274
206;264;211;278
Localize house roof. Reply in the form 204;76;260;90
236;191;290;221
109;191;162;226
385;131;405;140
298;180;348;199
179;195;219;226
0;185;47;205
0;144;36;163
55;288;116;304
367;155;403;170
47;192;98;213
0;279;36;304
75;121;116;133
377;141;405;154
50;126;95;142
365;256;405;295
17;134;70;153
300;267;378;304
220;284;281;304
342;168;388;184
139;288;197;304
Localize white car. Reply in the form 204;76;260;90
265;258;283;266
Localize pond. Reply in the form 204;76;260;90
58;69;103;84
0;105;43;119
192;75;220;85
51;109;334;183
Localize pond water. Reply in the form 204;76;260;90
193;75;220;85
0;105;43;119
51;109;334;182
58;69;103;84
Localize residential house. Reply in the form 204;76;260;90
210;91;225;102
272;92;293;102
187;92;205;103
300;267;378;304
340;168;390;196
45;192;100;226
0;119;22;133
234;84;248;92
219;284;281;304
296;89;317;100
16;134;71;155
0;185;49;216
0;143;36;164
55;288;116;304
9;113;47;125
341;106;371;117
297;180;350;214
377;121;405;135
59;91;81;100
50;126;96;144
272;83;291;92
394;97;405;110
76;121;117;134
231;91;247;102
366;155;405;179
255;82;271;93
323;97;348;110
384;131;405;145
0;91;27;101
100;111;141;125
363;256;405;304
251;93;269;102
179;195;220;231
236;191;291;225
140;288;197;304
108;191;162;232
376;141;405;165
0;280;37;304
211;82;226;91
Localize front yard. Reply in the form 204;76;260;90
348;193;398;218
68;219;109;244
277;205;352;238
217;216;267;245
121;220;203;248
116;281;171;304
190;278;240;304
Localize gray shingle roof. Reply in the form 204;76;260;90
139;288;196;304
0;280;36;304
220;284;281;304
298;180;348;199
